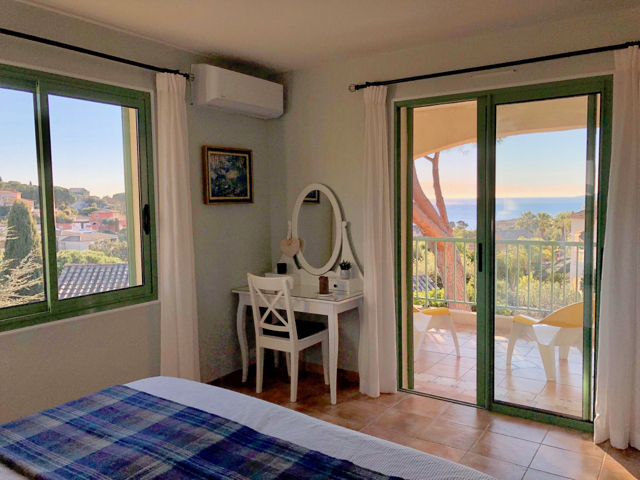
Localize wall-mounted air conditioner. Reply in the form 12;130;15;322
191;64;283;120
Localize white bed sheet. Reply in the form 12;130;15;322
0;377;494;479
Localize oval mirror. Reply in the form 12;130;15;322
292;184;342;276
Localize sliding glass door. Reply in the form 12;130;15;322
397;76;611;428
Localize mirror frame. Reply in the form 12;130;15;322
292;183;343;276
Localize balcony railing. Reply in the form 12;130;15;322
412;236;587;317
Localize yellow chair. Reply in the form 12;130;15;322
413;306;461;357
506;302;584;382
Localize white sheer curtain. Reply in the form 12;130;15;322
594;46;640;449
156;73;200;382
359;86;398;396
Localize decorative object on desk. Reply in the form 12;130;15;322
276;263;287;274
338;260;352;279
303;189;320;204
319;275;329;295
279;220;301;258
202;146;253;204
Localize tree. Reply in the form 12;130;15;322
412;152;470;310
4;202;40;267
53;187;77;209
56;250;123;276
0;251;44;308
89;239;129;262
535;212;553;239
56;211;73;224
515;211;537;234
554;212;571;241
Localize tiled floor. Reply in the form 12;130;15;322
414;322;584;417
214;366;640;480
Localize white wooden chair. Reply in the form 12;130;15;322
248;274;329;402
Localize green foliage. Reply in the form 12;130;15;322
0;251;44;308
101;218;117;226
0;205;10;219
57;250;123;276
56;212;73;224
5;202;40;265
88;239;129;262
112;193;127;204
53;187;77;209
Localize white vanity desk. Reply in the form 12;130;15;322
233;183;364;405
232;286;363;405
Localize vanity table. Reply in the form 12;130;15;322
233;183;364;405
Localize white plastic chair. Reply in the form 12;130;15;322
506;302;584;382
413;306;461;357
248;274;329;402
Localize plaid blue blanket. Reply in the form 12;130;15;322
0;385;401;479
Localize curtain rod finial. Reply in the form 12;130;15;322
348;84;357;92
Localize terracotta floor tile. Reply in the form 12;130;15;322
499;375;548;395
459;347;477;358
418;419;485;450
460;452;527;480
416;351;448;364
542;427;605;459
359;425;415;446
351;391;408;407
599;457;640;480
470;431;540;467
540;383;583;403
329;400;388;425
372;408;433;437
604;448;640;478
421;342;457;355
414;359;437;373
287;394;345;413
523;469;572;479
438;355;477;369
425;364;471;379
530;445;602;479
316;413;366;431
393;394;450;417
414;382;467;400
408;438;466;462
510;368;551;382
489;416;550;443
438;403;495;429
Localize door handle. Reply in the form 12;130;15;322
478;243;483;272
142;204;151;235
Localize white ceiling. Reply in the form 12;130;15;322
15;0;640;72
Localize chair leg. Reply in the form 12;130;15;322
322;340;330;385
538;343;557;382
256;347;265;394
506;322;524;366
558;345;570;360
290;351;299;402
285;352;291;377
444;315;461;357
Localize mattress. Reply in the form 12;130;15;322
0;377;493;479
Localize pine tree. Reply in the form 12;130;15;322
4;201;40;265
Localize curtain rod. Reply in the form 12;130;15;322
349;41;640;92
0;27;192;80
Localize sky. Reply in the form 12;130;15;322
416;128;589;200
0;87;128;198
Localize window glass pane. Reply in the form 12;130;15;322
48;95;142;299
0;87;46;308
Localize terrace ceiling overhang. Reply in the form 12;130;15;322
413;96;590;160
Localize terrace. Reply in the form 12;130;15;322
412;235;590;418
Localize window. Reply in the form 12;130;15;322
0;64;156;331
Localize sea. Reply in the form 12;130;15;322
444;197;585;229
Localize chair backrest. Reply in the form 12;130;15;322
539;302;584;328
247;274;298;341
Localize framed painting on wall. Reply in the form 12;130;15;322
303;190;320;204
202;146;253;204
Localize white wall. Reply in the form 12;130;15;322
274;7;640;372
0;0;278;420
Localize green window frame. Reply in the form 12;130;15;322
394;75;613;431
0;63;157;332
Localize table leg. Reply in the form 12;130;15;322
236;300;249;383
328;311;339;404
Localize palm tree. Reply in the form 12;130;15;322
554;212;571;241
515;211;537;234
535;212;553;239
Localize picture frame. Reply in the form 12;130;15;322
202;146;253;204
303;189;320;204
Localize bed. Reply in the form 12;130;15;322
0;377;493;479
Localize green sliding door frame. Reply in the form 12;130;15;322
394;75;613;431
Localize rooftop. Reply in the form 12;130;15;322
58;263;129;299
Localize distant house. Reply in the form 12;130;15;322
90;209;126;232
569;210;588;289
0;191;35;212
495;229;535;241
58;263;128;299
57;230;118;251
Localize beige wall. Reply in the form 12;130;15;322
0;0;277;420
274;7;640;372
